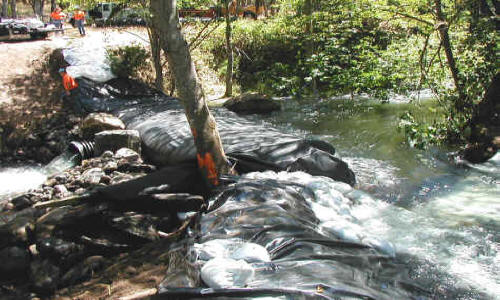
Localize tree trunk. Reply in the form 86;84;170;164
1;0;7;18
10;0;16;18
433;0;466;109
255;0;261;17
146;22;164;91
479;0;493;16
304;0;317;95
150;0;234;189
224;0;233;97
50;0;55;12
33;0;44;18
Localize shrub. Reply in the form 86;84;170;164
107;45;149;78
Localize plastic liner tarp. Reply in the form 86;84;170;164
71;79;355;185
62;31;150;83
115;100;355;186
154;171;434;300
68;77;171;114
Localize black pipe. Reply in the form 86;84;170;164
68;140;95;163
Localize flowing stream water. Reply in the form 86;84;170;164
0;94;498;298
0;151;79;201
247;96;500;298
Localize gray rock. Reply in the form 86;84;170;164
0;207;37;246
80;113;125;140
94;130;141;156
11;194;36;211
36;237;85;269
115;148;141;162
30;259;60;294
81;167;105;186
103;161;118;174
53;185;69;198
223;92;281;114
0;246;31;279
60;255;106;287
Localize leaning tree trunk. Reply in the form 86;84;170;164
150;0;234;189
50;0;55;12
224;0;233;97
10;0;16;18
433;0;467;110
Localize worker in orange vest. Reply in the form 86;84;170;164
73;6;86;36
59;68;78;96
50;6;66;34
59;68;84;113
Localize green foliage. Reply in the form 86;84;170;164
199;0;497;150
107;45;149;79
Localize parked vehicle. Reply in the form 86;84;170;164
0;18;62;40
88;2;123;26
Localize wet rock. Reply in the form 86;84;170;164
99;175;112;185
94;130;141;156
35;204;108;240
53;185;70;198
0;208;38;247
11;194;36;211
43;178;58;187
224;92;281;114
110;172;135;184
462;142;497;163
115;148;142;162
54;173;69;184
81;113;125;140
36;237;85;269
0;246;31;280
60;255;106;287
106;211;162;242
117;162;156;173
81;167;105;186
103;161;118;174
101;150;114;159
30;259;60;294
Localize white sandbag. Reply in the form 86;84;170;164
66;64;115;83
230;242;271;263
194;239;270;263
201;258;254;288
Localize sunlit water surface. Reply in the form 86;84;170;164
250;97;500;298
0;151;78;202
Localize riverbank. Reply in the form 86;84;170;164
0;25;228;166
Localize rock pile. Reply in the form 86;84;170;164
0;148;205;298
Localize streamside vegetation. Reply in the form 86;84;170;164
8;0;495;159
199;0;498;160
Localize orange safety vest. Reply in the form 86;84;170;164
51;11;66;20
74;10;85;20
62;73;78;92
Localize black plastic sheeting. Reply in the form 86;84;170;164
73;78;355;186
68;77;487;300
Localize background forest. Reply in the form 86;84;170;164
2;0;499;158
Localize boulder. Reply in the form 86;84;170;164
0;246;31;280
60;255;106;287
36;237;86;270
94;130;141;156
223;92;281;114
80;113;125;140
30;258;61;294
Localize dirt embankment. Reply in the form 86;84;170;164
0;35;70;164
